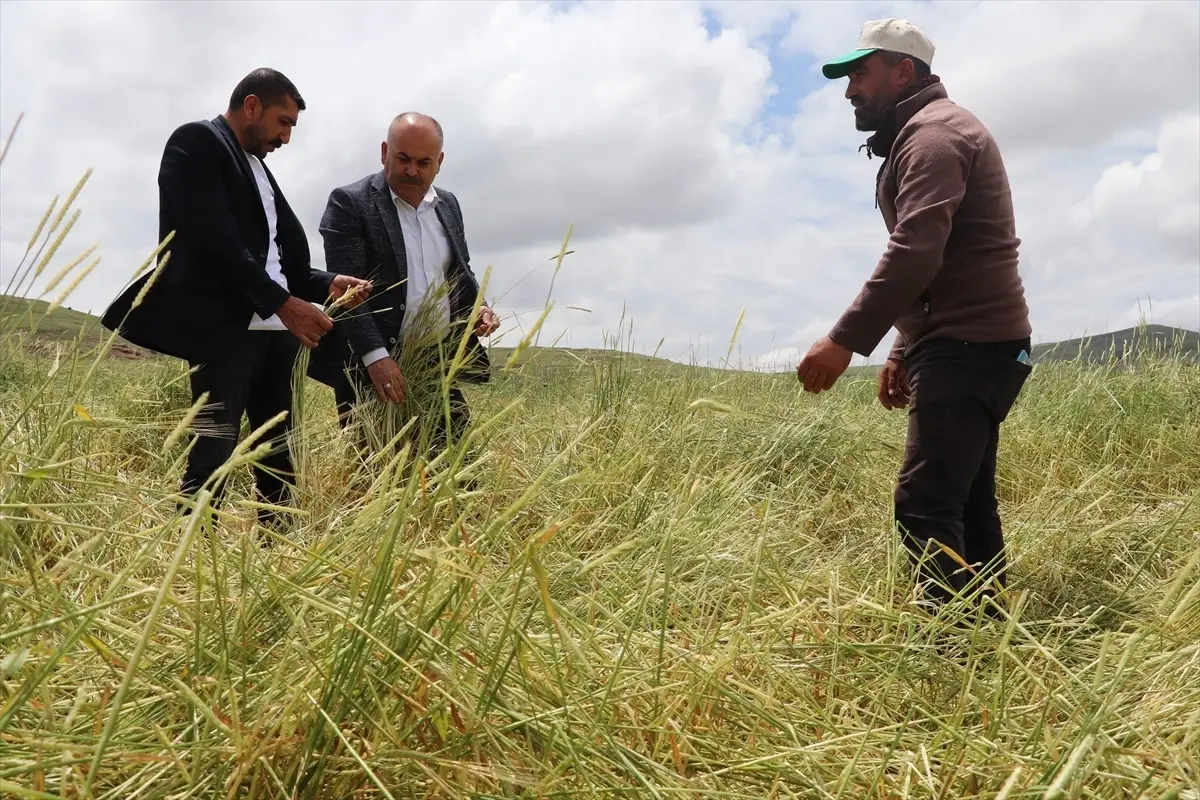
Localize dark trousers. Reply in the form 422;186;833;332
182;330;300;526
332;362;471;459
894;337;1032;608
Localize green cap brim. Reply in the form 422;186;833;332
821;48;878;79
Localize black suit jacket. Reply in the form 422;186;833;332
100;115;333;364
306;171;490;388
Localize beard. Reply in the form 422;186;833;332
247;124;283;158
853;98;888;132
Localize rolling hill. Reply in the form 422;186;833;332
2;294;1197;370
1031;323;1200;365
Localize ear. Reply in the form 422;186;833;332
380;141;387;165
437;152;445;168
244;95;261;119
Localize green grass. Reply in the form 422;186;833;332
2;165;1199;800
0;296;99;342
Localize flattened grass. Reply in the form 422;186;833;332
2;164;1198;798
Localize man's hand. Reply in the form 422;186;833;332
474;304;500;337
878;359;911;410
329;275;372;310
277;297;334;348
796;335;853;394
367;356;406;404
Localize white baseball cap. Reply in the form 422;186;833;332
821;18;935;79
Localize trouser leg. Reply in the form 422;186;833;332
333;340;476;476
895;339;1032;608
963;420;1007;600
333;363;372;465
429;387;470;456
181;339;261;508
243;331;300;529
332;364;361;431
893;371;993;604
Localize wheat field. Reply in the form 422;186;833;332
2;170;1199;800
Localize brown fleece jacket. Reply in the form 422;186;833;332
828;78;1032;360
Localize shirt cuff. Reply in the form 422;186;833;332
361;347;389;368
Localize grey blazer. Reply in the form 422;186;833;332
307;170;490;387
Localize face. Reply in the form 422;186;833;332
243;94;300;158
844;53;913;131
381;122;444;201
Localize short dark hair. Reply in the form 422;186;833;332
879;50;932;78
228;68;306;113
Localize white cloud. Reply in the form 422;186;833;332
1116;295;1200;333
1;0;1196;373
1072;115;1200;261
1028;112;1200;339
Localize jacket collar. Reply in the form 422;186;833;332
210;115;267;221
212;114;249;162
369;171;469;278
862;76;947;160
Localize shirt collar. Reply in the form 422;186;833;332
389;184;439;210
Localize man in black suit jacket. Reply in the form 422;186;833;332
307;112;499;461
102;68;370;531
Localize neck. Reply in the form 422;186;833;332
391;184;426;208
863;75;942;159
221;112;251;152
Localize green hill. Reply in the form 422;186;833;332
3;294;1197;370
0;295;152;359
1032;324;1200;365
0;295;682;369
0;295;102;340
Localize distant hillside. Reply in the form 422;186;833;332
1032;324;1200;365
3;295;1197;370
0;295;678;369
0;295;151;359
489;344;677;371
0;295;102;340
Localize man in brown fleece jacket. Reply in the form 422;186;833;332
797;18;1034;612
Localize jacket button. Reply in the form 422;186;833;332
389;337;396;345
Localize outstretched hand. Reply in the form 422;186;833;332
474;304;500;337
796;335;853;394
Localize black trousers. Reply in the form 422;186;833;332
332;360;471;459
894;337;1032;608
181;330;300;526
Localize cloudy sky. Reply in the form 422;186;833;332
2;0;1197;369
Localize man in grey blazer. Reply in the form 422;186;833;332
308;112;499;460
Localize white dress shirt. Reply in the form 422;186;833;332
244;151;288;331
361;185;452;368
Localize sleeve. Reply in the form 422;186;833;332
886;332;906;363
318;187;387;357
361;347;389;368
157;123;291;318
827;121;973;357
294;250;335;305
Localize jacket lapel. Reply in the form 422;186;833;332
433;195;468;278
262;163;309;267
210;116;263;211
370;171;408;287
